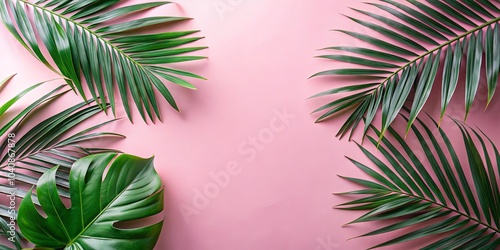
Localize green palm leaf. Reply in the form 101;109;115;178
0;0;207;122
0;103;124;205
0;217;22;250
0;74;50;135
18;153;164;250
0;76;123;249
311;0;500;139
337;113;500;249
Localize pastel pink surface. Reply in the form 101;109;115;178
2;1;500;250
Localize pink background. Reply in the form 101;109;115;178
2;0;500;249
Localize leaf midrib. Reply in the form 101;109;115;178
65;159;152;247
375;15;500;90
17;0;153;76
388;188;500;234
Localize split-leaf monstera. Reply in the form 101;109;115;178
18;153;164;250
338;114;500;249
311;0;500;140
0;0;207;123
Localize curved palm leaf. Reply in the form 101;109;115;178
338;113;500;249
0;217;22;250
311;0;500;140
0;0;207;122
0;74;51;136
0;97;124;211
18;153;164;250
0;77;123;249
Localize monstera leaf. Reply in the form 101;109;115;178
338;113;500;249
0;0;207;122
18;153;164;250
311;0;500;140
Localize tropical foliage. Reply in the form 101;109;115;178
18;153;164;250
0;217;22;250
338;114;500;249
0;74;47;136
311;0;500;140
0;76;123;249
0;0;207;122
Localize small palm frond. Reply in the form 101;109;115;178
311;0;500;140
0;0;207;122
0;74;52;136
0;75;124;250
338;113;500;249
0;217;22;250
0;78;123;249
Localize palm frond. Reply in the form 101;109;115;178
0;77;123;249
337;113;500;249
311;0;500;140
0;74;55;136
0;99;124;205
0;0;207;122
0;217;22;250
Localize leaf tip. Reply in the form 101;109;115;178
485;99;491;111
346;235;360;241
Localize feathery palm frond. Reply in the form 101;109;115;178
0;74;51;136
338;113;500;249
0;99;124;213
0;76;123;249
311;0;500;140
0;217;22;250
0;0;207;123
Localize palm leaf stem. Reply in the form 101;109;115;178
0;144;82;170
368;15;500;94
369;188;500;234
17;0;159;85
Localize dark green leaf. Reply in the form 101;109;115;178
18;154;164;249
318;55;398;68
335;30;418;57
465;32;483;120
441;42;462;120
0;0;206;123
322;46;409;62
311;68;391;78
485;23;500;106
407;50;441;132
